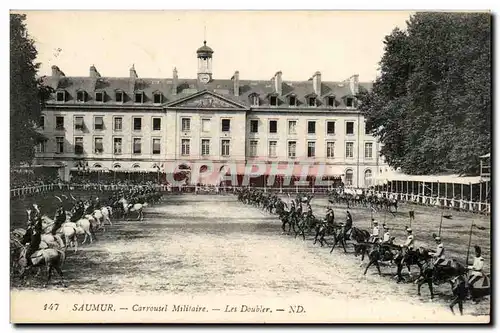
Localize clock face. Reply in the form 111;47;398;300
199;74;210;84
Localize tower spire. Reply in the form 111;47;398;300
204;25;207;44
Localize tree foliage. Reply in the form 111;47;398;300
359;13;491;175
10;13;53;167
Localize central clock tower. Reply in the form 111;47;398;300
196;40;214;84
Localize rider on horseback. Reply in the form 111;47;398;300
401;228;415;254
430;236;446;267
369;220;380;243
381;224;391;244
341;211;353;240
467;245;485;287
22;213;42;267
51;205;66;235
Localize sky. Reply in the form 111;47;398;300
19;10;413;83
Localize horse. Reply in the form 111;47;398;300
40;215;81;253
331;226;370;254
363;243;400;275
416;258;467;299
17;244;67;288
393;247;429;283
119;198;148;221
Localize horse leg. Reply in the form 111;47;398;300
44;266;52;288
341;239;347;253
54;265;67;287
375;260;382;275
428;280;434;299
330;235;338;253
364;260;374;275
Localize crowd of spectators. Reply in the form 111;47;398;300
10;172;62;189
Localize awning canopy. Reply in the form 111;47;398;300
480;153;490;158
377;172;483;185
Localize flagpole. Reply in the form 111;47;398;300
465;220;474;266
438;209;444;237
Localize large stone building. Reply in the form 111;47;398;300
34;40;390;187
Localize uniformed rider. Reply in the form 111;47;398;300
402;228;415;252
430;236;445;267
381;224;391;244
467;245;485;287
369;220;380;243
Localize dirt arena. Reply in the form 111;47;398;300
10;192;490;322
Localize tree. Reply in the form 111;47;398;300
10;13;53;167
360;13;491;175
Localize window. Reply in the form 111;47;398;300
269;120;277;133
249;140;258;157
365;142;373;159
152;138;161;154
135;92;144;103
76;91;86;102
133;138;142;154
346;142;354;158
308;97;316;107
289;95;296;106
250;120;258;133
251;95;260;106
307;141;316;157
181;139;190;156
35;140;47;153
133;117;142;131
55;116;64;130
346;121;354;135
94;137;103;154
153;118;161;131
114;138;122;155
327;142;335;158
114;117;122;131
95;91;105;102
38;116;45;129
327;121;335;135
345;169;354;186
365;123;370;135
202;119;210;132
74;137;83;154
270;96;278;106
308;121;316;134
94;116;104;130
182;118;191;132
221;119;231;132
288;120;297;135
327;96;335;107
268;141;277;157
288;141;296;158
221;140;230;157
74;116;84;131
115;91;124;102
346;97;354;108
201;139;210;156
56;137;64;153
153;93;162;104
364;169;373;187
56;91;65;102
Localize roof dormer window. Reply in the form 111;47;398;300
346;97;354;108
327;96;335;107
56;90;66;102
308;97;316;107
250;94;260;106
289;95;297;106
95;91;105;103
76;90;87;102
134;91;144;104
115;90;124;103
153;92;162;104
270;96;278;107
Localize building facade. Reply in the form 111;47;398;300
34;41;390;188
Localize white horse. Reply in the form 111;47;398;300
118;198;148;221
40;215;80;253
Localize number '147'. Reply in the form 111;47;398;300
44;303;59;311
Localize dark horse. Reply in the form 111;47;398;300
393;247;430;283
417;259;467;299
363;243;400;275
330;227;370;254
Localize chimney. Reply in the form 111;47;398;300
232;71;240;96
89;65;101;78
274;71;282;96
129;64;138;80
349;74;359;95
50;65;65;88
172;67;178;95
312;71;321;95
129;65;138;92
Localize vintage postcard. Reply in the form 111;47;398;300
9;10;491;324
